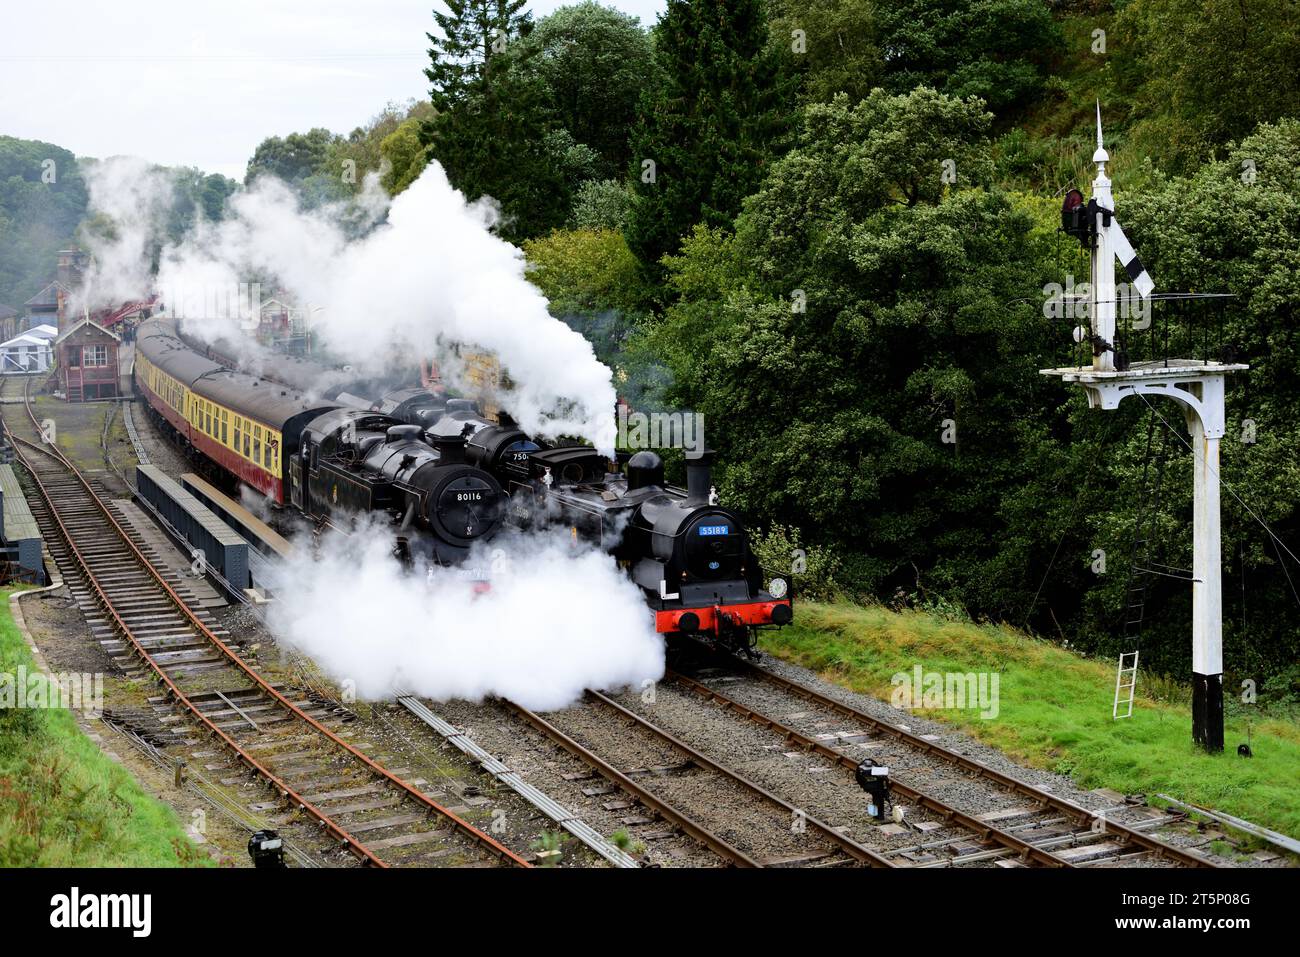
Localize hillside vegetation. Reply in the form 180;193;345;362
5;1;1298;693
0;589;208;866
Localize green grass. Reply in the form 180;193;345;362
762;601;1300;843
0;586;209;866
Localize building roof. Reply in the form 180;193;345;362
97;297;159;328
24;281;72;309
27;324;57;340
0;464;41;543
0;331;55;350
54;316;121;345
0;305;17;320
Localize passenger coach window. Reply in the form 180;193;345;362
221;411;228;444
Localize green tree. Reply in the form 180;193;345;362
640;89;1056;600
421;1;573;238
874;0;1061;115
523;226;657;396
1113;0;1300;170
0;137;89;308
325;101;434;195
513;2;655;180
523;227;651;315
768;0;882;104
570;178;634;230
197;173;238;220
626;0;793;279
425;0;533;113
244;128;338;186
379;117;431;195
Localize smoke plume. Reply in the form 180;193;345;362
141;162;617;450
266;523;665;711
78;156;175;312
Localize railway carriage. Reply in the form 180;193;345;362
136;321;336;502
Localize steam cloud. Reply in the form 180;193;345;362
81;157;617;451
266;524;665;711
79;157;175;311
79;155;646;709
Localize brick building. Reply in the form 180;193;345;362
55;317;121;401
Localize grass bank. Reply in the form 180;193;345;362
762;601;1300;843
0;586;207;866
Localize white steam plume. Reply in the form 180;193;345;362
154;163;616;451
78;156;175;311
266;524;664;711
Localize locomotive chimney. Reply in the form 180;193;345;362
432;433;467;465
432;424;475;465
686;449;715;506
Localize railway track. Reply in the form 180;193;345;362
509;692;896;867
662;651;1218;868
510;679;1105;868
4;392;529;868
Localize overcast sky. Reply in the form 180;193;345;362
0;0;667;179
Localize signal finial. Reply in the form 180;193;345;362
1092;100;1109;168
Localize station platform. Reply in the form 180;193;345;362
179;473;294;561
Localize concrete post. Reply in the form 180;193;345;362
1187;409;1225;752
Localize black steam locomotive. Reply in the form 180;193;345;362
135;319;504;564
169;325;793;649
419;397;794;653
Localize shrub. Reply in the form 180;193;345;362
750;523;842;602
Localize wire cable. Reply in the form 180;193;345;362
1137;393;1300;606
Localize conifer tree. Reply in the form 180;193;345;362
424;0;532;111
626;0;792;278
421;1;565;238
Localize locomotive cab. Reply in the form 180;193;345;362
629;452;759;604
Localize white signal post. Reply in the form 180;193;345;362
1089;107;1116;373
1041;105;1246;753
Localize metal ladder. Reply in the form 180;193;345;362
1114;651;1140;719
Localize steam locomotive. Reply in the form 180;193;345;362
165;323;793;651
416;397;794;653
134;319;505;564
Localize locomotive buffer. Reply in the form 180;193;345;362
1040;105;1246;753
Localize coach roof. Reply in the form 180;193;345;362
137;319;224;383
137;318;338;428
190;368;337;429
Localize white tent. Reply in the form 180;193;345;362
0;324;57;373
